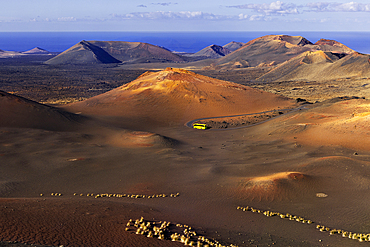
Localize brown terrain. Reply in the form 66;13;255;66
1;34;370;247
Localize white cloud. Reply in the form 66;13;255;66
57;17;77;22
151;2;178;6
111;11;277;22
305;2;331;12
29;17;51;22
249;14;265;21
228;1;370;14
112;11;237;20
228;1;299;15
25;16;104;23
14;2;370;26
0;18;22;23
306;2;370;12
238;13;249;20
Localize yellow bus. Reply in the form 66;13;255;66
193;123;207;129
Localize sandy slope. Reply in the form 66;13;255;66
0;90;84;131
0;90;176;150
256;97;370;150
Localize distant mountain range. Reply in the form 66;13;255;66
0;47;53;58
2;34;370;83
41;35;363;68
43;40;246;64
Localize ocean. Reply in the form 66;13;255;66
0;31;370;54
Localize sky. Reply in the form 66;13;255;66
1;0;370;32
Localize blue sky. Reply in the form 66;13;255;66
1;0;370;32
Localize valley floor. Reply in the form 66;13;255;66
1;62;370;247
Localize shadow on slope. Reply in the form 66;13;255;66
0;90;86;131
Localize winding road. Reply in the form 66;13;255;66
185;105;308;131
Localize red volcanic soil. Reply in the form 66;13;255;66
65;68;297;129
4;65;370;246
0;198;182;247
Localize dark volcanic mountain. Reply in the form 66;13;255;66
45;41;185;65
213;35;356;69
45;41;121;65
223;41;245;52
190;44;232;59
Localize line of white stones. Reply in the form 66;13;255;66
125;217;239;247
237;205;370;243
40;192;180;199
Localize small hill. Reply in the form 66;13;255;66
64;68;297;128
45;41;185;65
0;90;84;131
22;47;50;55
212;35;356;69
190;44;232;59
237;171;314;201
257;51;370;82
223;41;245;52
